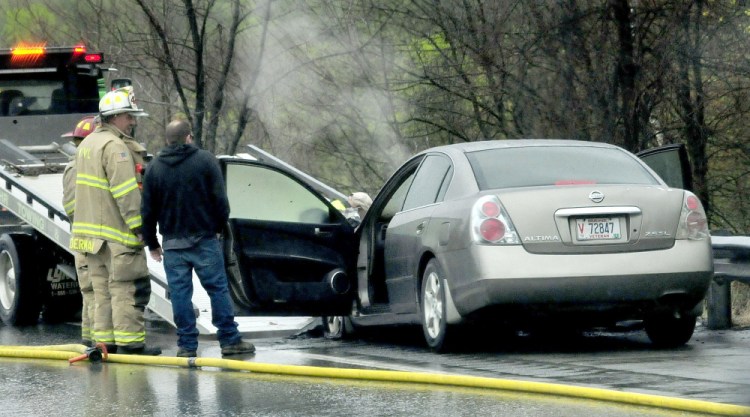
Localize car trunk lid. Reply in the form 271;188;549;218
495;184;685;254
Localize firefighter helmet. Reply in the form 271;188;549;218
62;115;98;140
348;192;372;212
98;86;148;117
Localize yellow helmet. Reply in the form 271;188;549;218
331;199;346;212
99;86;148;117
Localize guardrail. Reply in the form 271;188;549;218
707;235;750;329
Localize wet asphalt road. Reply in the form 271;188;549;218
0;318;748;416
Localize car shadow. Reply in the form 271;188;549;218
318;322;696;355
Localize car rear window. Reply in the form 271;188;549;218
0;73;100;116
466;145;660;190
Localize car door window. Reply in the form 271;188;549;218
637;144;693;190
380;172;415;220
436;165;453;202
225;163;332;224
401;154;452;211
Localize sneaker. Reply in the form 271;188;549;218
118;345;162;356
221;341;255;356
176;348;197;358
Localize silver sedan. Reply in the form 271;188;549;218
221;140;714;352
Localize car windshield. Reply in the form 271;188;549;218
466;145;660;190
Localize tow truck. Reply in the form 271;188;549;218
0;44;331;334
0;43;110;324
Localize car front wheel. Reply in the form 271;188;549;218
421;259;455;352
644;312;696;348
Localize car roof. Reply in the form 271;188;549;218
420;139;619;157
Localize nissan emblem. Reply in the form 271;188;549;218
589;190;605;203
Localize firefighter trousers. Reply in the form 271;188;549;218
86;241;151;348
74;252;94;343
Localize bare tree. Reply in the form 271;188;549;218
132;0;249;153
4;0;750;231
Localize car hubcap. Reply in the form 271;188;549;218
0;251;15;310
423;271;443;339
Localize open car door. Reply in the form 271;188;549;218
221;158;357;316
637;143;694;191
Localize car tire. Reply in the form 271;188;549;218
644;312;696;348
421;259;455;353
322;315;354;339
0;234;42;325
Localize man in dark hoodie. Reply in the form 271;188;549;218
141;119;255;358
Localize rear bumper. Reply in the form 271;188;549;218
442;239;714;318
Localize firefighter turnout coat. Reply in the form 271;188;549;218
62;157;77;220
70;125;143;251
123;137;147;190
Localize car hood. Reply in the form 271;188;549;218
495;184;686;254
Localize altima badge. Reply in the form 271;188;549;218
589;190;604;203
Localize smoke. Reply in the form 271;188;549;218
236;0;411;194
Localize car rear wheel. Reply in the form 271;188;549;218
421;259;455;352
644;312;696;348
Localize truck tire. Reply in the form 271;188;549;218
0;234;41;325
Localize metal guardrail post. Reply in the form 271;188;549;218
708;236;750;330
706;274;731;330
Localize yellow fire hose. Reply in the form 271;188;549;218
0;344;748;417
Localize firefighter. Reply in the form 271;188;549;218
71;86;161;355
348;192;372;220
61;116;97;346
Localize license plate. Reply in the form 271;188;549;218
576;217;622;240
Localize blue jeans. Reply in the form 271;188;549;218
163;237;241;350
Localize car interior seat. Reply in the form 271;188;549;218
0;89;24;116
48;88;68;114
8;96;37;116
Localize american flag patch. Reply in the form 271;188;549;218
116;152;129;162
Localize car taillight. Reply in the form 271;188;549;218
686;211;707;231
480;218;505;241
676;192;709;240
471;195;519;245
481;201;500;217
